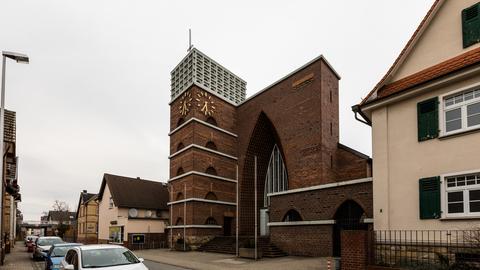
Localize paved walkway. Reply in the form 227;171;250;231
136;249;333;270
1;242;42;270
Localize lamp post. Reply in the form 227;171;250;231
1;51;29;261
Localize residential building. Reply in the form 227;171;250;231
46;211;76;226
1;110;20;259
168;48;372;256
354;0;480;230
46;210;76;241
97;174;169;249
75;190;98;244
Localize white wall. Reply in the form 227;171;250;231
371;74;480;230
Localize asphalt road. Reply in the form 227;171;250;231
144;260;191;270
33;260;189;270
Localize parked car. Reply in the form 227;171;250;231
46;243;83;270
33;236;64;261
59;245;148;270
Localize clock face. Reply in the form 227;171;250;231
196;91;216;116
178;91;192;116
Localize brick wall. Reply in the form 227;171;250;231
341;230;368;270
270;225;333;256
269;182;373;222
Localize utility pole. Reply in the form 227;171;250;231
254;156;258;261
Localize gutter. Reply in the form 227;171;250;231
351;105;371;126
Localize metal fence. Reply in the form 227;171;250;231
370;230;480;269
127;240;167;250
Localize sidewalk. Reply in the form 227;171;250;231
135;249;331;270
1;241;41;270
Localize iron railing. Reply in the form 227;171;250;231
370;230;480;269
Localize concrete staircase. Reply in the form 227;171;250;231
198;236;236;254
198;236;288;258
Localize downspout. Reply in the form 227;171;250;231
352;105;372;126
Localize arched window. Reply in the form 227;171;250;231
176;192;184;201
205;166;217;176
205;217;217;225
177;142;185;152
206;117;217;126
175;217;184;225
264;145;288;207
176;167;184;176
282;209;303;222
177;118;185;127
205;141;217;150
205;192;218;200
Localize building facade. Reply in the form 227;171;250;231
2;110;20;258
75;190;98;244
355;0;480;231
168;48;372;256
97;174;169;249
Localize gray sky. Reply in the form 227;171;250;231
1;0;434;221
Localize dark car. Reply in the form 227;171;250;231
46;243;82;270
32;236;64;261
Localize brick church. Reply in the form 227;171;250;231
168;48;373;257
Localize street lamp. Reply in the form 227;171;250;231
1;51;29;259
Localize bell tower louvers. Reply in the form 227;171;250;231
168;48;246;248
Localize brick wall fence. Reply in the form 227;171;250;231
341;230;368;270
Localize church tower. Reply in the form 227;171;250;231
168;48;246;248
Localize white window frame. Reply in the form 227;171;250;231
439;83;480;137
440;169;480;219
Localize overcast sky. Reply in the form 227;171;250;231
1;0;434;221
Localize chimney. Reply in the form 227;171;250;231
82;190;87;193
137;177;141;180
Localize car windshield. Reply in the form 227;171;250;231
81;248;139;268
51;246;77;257
37;238;63;246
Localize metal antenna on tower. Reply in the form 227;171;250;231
188;29;193;52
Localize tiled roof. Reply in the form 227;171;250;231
360;0;443;105
98;173;169;210
81;192;97;204
377;46;480;99
48;211;76;222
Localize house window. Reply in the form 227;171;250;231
109;226;124;243
444;172;480;218
205;166;217;176
109;197;114;209
442;89;480;135
282;209;303;222
205;217;217;225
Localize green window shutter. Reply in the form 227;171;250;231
417;97;439;142
462;3;480;48
419;176;441;219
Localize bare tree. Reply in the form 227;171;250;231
50;200;72;239
52;200;70;212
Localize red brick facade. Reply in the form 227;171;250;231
341;230;368;270
168;53;373;256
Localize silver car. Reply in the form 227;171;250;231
33;236;63;260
